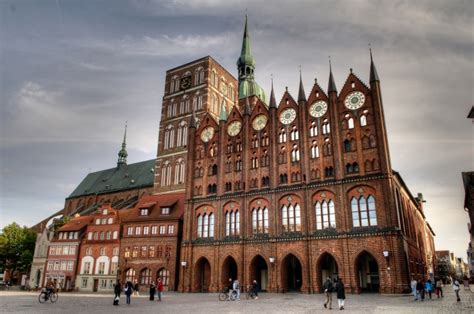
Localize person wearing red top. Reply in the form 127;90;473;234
157;278;164;302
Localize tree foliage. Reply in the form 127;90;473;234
0;223;37;273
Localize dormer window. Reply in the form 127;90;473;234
95;219;101;225
140;208;149;216
103;209;108;215
161;207;170;215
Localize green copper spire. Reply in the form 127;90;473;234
237;15;266;103
117;122;128;168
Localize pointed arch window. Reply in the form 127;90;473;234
315;200;336;230
348;117;354;129
290;126;299;141
252;207;269;234
225;210;240;236
351;195;377;227
278;128;287;143
360;115;367;127
281;202;301;232
291;145;300;162
174;158;185;184
309;121;318;137
311;141;319;159
322;119;331;134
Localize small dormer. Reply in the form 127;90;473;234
140;208;149;216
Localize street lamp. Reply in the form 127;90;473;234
383;250;390;270
181;261;187;292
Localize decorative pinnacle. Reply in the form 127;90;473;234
328;56;337;94
269;74;277;108
369;43;380;82
297;67;306;102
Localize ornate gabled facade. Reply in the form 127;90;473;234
178;17;435;294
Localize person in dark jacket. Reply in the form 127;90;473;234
113;280;121;306
416;279;425;301
335;278;346;310
124;281;133;305
149;282;156;301
323;277;334;310
252;280;259;299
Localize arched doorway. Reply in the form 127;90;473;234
194;257;211;292
318;253;339;289
356;251;380;293
249;255;268;291
35;269;41;288
221;256;238;286
281;254;302;292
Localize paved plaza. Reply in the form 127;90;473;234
0;286;473;313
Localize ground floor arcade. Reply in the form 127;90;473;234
179;234;413;294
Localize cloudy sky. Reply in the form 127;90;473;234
0;0;472;259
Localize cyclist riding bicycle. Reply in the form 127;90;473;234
45;280;55;299
227;278;234;300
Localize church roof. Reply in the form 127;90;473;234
67;159;155;199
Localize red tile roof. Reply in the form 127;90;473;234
122;193;185;222
58;216;92;231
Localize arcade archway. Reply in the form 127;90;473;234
221;256;238;286
317;253;339;289
194;257;211;292
356;251;380;293
249;255;268;291
281;254;302;292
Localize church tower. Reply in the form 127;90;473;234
117;122;128;168
153;56;238;193
236;16;266;103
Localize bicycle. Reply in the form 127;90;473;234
38;288;58;303
218;287;238;301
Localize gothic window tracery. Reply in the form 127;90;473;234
351;195;377;227
315;200;336;229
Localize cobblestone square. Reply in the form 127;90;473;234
1;286;473;313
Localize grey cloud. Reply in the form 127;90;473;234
0;0;472;260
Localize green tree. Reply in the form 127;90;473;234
0;223;37;275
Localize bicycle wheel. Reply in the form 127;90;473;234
50;293;58;303
230;290;237;301
218;292;227;301
38;293;47;303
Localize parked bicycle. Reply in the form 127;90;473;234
38;288;58;303
218;287;238;301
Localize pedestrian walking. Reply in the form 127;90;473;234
323;277;334;310
425;280;433;299
157;278;164;302
233;279;241;300
252;280;259;300
335;278;345;310
133;280;140;296
124;281;133;305
453;278;461;302
416;279;425;301
410;278;418;301
149;282;156;301
113;280;121;306
436;279;443;298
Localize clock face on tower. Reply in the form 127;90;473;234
252;114;268;131
227;121;242;136
280;108;297;125
309;101;328;118
200;127;215;143
180;76;192;90
344;91;365;110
